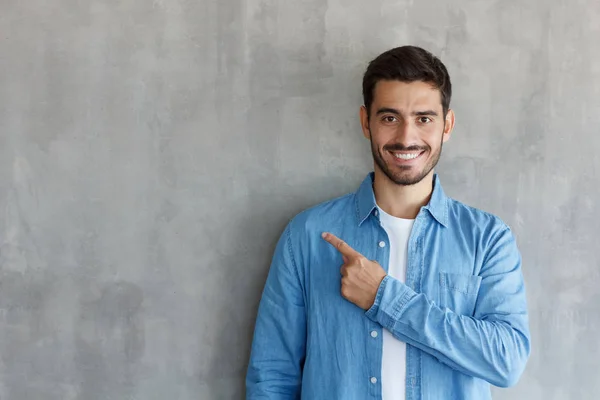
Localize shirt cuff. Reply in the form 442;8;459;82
365;275;417;330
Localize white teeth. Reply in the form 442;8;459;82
394;153;420;160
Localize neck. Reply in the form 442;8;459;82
373;167;434;219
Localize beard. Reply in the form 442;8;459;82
370;131;444;186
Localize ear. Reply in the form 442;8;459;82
359;105;371;140
442;109;455;143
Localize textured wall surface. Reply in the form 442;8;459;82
1;0;599;399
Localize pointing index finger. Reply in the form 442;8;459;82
321;232;362;259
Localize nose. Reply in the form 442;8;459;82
394;119;418;146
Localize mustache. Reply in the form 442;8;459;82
383;144;428;152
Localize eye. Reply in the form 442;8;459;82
418;116;432;124
382;115;398;123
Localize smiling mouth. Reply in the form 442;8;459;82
391;151;424;161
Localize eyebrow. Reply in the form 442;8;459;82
375;107;438;117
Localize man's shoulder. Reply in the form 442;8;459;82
286;192;356;235
446;196;511;235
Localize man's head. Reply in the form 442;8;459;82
360;46;455;186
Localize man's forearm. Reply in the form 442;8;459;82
366;275;530;388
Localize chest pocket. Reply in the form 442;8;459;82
438;272;482;316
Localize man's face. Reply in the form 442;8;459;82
360;80;454;186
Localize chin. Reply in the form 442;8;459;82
386;166;433;186
390;175;426;186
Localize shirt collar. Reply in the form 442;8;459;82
355;172;449;227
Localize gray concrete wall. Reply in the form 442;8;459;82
1;0;599;399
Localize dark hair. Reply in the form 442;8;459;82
362;45;452;117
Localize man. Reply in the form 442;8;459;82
246;45;530;400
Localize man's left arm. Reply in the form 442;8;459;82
323;227;531;388
368;226;530;387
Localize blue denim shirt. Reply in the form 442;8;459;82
246;173;530;400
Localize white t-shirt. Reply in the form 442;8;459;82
377;205;415;400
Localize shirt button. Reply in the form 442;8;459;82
374;210;378;216
370;377;378;384
378;241;386;248
370;330;378;338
